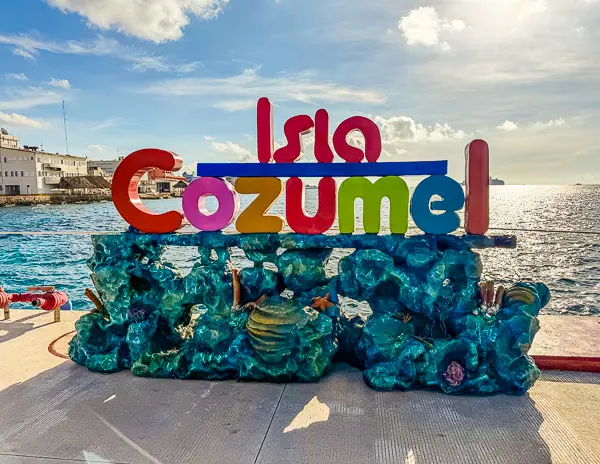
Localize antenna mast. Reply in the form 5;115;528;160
62;99;69;155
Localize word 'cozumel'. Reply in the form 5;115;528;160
111;97;489;235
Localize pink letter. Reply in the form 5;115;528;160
183;177;240;231
464;139;490;235
257;97;274;163
286;177;337;234
273;115;314;163
333;116;382;163
314;109;334;163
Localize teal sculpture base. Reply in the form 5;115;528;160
70;232;549;395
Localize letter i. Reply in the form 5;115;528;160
314;109;334;163
257;97;274;163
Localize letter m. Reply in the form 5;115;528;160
338;176;408;234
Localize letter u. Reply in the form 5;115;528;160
286;177;336;234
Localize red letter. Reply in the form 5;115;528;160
286;177;336;234
257;97;274;163
112;148;185;233
464;139;489;235
314;109;334;163
273;115;314;163
333;116;382;163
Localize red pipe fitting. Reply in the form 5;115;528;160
0;287;69;311
0;289;9;307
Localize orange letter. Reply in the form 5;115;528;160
112;148;185;233
235;177;285;233
464;140;489;235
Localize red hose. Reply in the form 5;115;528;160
532;355;600;374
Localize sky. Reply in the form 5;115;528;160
0;0;599;184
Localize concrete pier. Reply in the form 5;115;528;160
1;310;599;463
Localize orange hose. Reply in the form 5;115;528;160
48;330;76;360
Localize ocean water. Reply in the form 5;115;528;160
0;185;599;315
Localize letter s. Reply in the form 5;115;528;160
112;148;185;233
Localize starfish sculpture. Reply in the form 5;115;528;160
311;293;335;312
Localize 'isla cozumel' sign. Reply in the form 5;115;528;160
112;97;490;236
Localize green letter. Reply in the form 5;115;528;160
338;176;409;234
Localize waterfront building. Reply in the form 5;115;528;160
148;168;188;194
87;157;123;178
0;134;87;195
87;157;190;196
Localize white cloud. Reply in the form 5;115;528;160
46;0;229;43
13;48;36;61
532;118;566;128
87;117;125;131
0;33;199;73
203;135;215;140
0;87;62;111
0;112;50;129
374;115;468;143
6;73;28;81
48;78;72;90
88;144;108;151
126;55;200;73
374;0;600;98
497;120;519;131
518;0;548;21
213;100;258;112
398;7;465;47
211;140;253;162
140;68;386;108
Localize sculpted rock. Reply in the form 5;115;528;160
70;232;549;396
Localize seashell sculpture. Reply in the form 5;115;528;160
247;298;308;363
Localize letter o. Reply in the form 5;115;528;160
182;177;240;231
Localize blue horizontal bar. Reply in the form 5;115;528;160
196;161;448;178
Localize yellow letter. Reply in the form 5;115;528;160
235;177;285;233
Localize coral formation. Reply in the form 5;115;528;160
70;232;549;395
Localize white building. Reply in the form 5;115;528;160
87;157;123;178
0;136;87;195
1;132;19;149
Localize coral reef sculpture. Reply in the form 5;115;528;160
70;232;549;395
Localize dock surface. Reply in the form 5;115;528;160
1;310;599;464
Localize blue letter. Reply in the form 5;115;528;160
410;175;465;234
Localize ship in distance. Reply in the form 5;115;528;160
461;177;505;186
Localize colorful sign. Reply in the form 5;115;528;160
112;98;489;235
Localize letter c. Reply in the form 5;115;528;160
112;148;185;233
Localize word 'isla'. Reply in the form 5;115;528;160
111;98;490;236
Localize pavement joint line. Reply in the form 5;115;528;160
0;452;130;463
253;383;287;464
